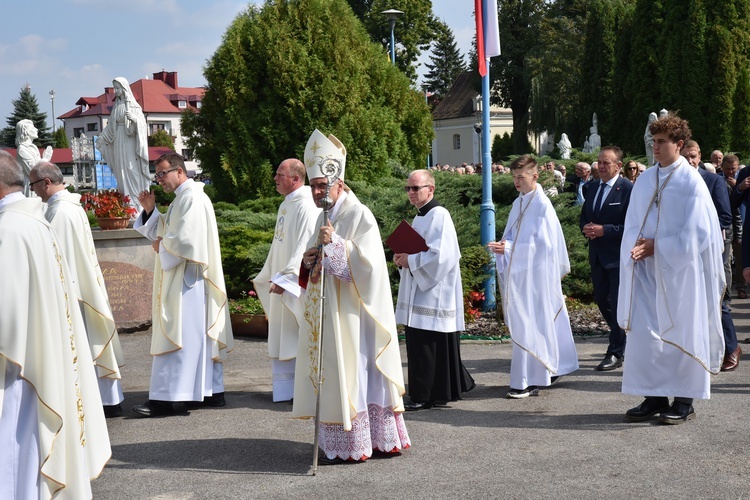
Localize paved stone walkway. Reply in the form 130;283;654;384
93;295;750;499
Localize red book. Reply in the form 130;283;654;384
385;220;429;254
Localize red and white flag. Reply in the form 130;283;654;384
476;0;501;77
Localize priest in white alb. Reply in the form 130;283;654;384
253;158;320;402
29;161;126;418
489;155;579;399
394;169;475;411
133;152;234;417
0;151;111;499
619;114;724;424
293;130;410;464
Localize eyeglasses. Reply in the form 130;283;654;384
404;185;429;192
154;167;179;180
29;178;47;187
626;167;638;170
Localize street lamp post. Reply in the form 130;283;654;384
49;90;56;133
381;9;403;65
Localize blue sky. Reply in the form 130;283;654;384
0;0;474;132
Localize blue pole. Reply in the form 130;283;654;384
480;61;496;310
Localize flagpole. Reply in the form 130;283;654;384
480;62;496;310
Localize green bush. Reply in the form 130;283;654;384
212;170;594;306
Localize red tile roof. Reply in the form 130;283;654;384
59;71;204;120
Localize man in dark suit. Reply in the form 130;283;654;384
580;146;633;371
683;141;739;371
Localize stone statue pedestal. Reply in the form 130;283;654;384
92;228;154;332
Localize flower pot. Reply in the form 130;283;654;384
230;314;268;338
96;217;130;230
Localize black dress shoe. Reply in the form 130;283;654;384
404;401;434;411
185;392;226;409
657;401;695;425
596;354;623;371
625;397;670;422
103;404;123;418
132;400;176;418
318;455;348;465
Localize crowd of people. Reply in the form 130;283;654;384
2;115;746;494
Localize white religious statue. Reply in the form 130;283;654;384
644;112;657;166
96;77;150;214
557;133;572;159
588;113;601;151
15;119;52;196
659;108;668;119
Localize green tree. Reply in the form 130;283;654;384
489;0;547;154
423;21;466;100
2;86;51;148
528;2;587;140
182;0;433;202
347;0;441;81
624;0;665;153
148;129;175;149
52;127;69;149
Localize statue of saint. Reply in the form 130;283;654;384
557;133;572;159
588;126;601;151
644;112;658;166
96;77;150;214
16;119;52;196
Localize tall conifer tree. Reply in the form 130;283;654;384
2;85;51;147
423;22;466;101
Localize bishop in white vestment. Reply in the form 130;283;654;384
253;158;320;402
490;155;579;398
30;162;125;416
0;152;111;499
293;130;410;463
133;153;234;417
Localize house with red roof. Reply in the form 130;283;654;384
58;71;203;173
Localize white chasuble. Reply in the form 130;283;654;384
46;190;125;405
496;185;579;387
0;196;110;499
292;191;406;428
395;205;464;332
134;180;233;401
618;157;725;399
253;186;320;361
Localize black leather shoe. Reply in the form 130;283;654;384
185;392;226;409
405;401;434;411
318;455;347;465
657;401;695;425
103;404;123;418
132;400;176;418
550;376;562;386
625;397;670;422
596;354;623;371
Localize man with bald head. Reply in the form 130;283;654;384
565;161;592;206
29;161;125;416
394;169;475;411
253;158;320;402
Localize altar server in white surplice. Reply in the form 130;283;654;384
29;161;126;418
619;115;724;425
394;169;475;411
489;155;579;399
293;130;410;464
253;158;320;402
0;151;111;499
132;152;234;417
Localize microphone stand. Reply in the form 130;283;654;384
310;161;342;475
